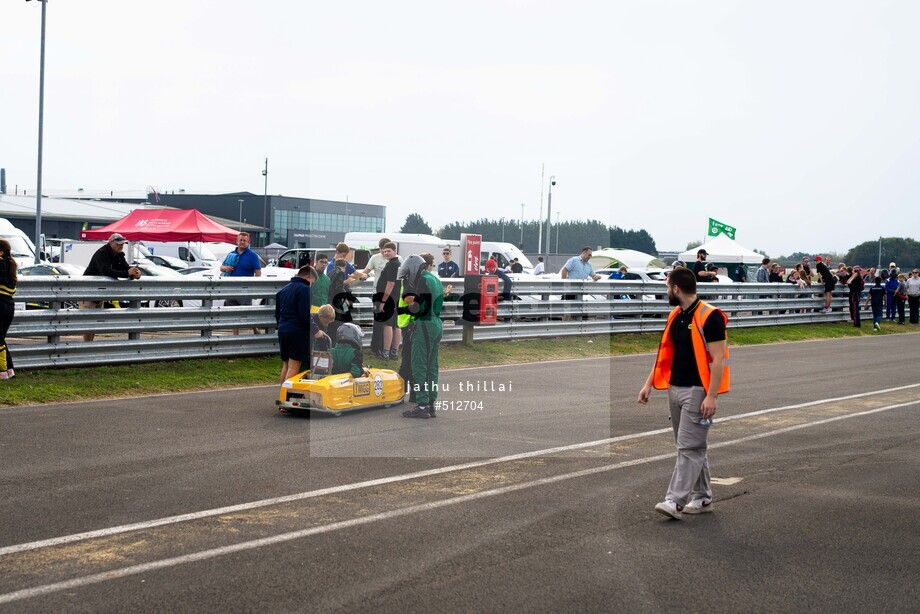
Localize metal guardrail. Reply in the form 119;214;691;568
6;277;863;370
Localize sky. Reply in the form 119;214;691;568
2;0;919;256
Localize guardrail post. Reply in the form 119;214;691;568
128;301;141;340
201;299;213;338
462;322;474;346
48;301;61;344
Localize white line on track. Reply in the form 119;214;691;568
0;397;916;606
2;382;918;560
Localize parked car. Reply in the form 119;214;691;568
143;254;189;270
178;266;215;276
133;262;185;307
17;263;86;309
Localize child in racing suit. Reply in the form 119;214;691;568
330;323;365;378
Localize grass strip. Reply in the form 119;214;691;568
2;321;917;408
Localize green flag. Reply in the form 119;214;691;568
708;218;736;240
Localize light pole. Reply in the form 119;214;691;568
262;157;268;246
555;212;561;254
29;0;48;264
537;163;544;254
238;199;244;231
544;176;555;266
520;203;525;248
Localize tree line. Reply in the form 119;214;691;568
401;214;658;255
774;238;920;269
399;214;918;265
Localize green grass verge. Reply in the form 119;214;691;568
2;321;917;407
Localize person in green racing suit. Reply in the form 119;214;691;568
330;323;365;378
400;253;444;419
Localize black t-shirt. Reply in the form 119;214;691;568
816;262;835;286
669;299;727;388
693;261;710;282
376;257;402;301
868;285;885;307
848;275;864;295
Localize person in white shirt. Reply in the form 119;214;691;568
533;256;545;276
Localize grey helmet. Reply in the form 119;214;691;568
397;254;427;294
671;260;686;269
336;323;364;349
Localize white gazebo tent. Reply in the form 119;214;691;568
589;248;666;271
678;234;764;281
678;234;763;264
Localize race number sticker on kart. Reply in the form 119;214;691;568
374;374;384;397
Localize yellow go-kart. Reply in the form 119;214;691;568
276;355;405;416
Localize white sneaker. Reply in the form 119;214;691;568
683;498;713;514
654;499;683;520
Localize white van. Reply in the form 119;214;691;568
344;232;449;261
0;218;41;268
482;241;534;274
58;241;111;268
137;242;222;268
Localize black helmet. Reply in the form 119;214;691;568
336;323;364;349
671;260;685;269
397;254;427;294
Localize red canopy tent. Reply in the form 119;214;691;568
80;209;241;243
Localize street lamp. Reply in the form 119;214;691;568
544;176;555;265
28;0;48;264
520;203;525;248
238;199;244;230
262;157;268;247
555;212;561;254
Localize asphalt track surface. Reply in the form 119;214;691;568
1;334;919;612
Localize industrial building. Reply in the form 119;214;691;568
135;192;386;248
0;166;387;249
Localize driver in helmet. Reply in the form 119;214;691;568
330;323;365;378
398;252;445;419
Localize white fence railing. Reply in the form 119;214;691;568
6;277;861;370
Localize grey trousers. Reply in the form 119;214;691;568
666;386;712;506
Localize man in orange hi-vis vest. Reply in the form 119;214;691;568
638;267;730;520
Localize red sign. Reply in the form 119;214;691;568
461;234;482;275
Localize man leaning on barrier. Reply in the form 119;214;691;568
561;246;601;321
81;233;141;342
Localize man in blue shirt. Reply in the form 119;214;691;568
562;247;602;282
220;232;262;334
561;246;601;321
